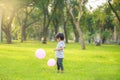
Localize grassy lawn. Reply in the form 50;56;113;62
0;41;120;80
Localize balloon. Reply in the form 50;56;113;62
35;49;46;59
47;58;56;67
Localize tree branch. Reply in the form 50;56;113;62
108;1;120;23
78;0;83;22
26;19;40;27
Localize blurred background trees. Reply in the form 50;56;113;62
0;0;120;49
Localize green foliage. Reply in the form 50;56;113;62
102;29;110;39
0;0;120;44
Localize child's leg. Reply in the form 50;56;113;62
57;58;60;71
60;58;64;71
57;58;64;71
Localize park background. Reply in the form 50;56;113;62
0;0;120;80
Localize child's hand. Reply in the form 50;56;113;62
54;47;63;51
54;49;57;51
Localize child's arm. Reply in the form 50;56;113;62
54;47;63;51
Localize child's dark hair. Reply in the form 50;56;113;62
55;33;64;40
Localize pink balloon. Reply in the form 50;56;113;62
35;49;46;59
47;58;56;67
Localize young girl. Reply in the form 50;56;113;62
54;33;65;73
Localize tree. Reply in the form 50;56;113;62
0;0;20;43
65;0;86;49
80;9;95;44
17;6;40;42
34;0;63;44
107;0;120;43
0;0;34;43
108;0;120;23
52;0;64;35
0;10;2;42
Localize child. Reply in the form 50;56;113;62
54;32;65;73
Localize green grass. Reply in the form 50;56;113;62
0;41;120;80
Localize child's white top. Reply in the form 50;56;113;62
55;41;65;58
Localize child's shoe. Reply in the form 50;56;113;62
61;70;64;73
57;70;60;73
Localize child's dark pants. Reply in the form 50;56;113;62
57;58;64;71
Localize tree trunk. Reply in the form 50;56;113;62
63;20;68;43
42;10;51;44
21;25;26;43
74;28;79;43
66;0;86;49
42;0;59;44
114;26;117;42
0;10;2;43
42;26;47;44
75;22;85;49
102;37;106;44
38;26;42;41
42;10;47;44
71;19;79;42
3;17;13;44
2;7;18;44
72;22;85;50
69;10;86;49
4;26;12;44
6;31;12;44
53;19;59;35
